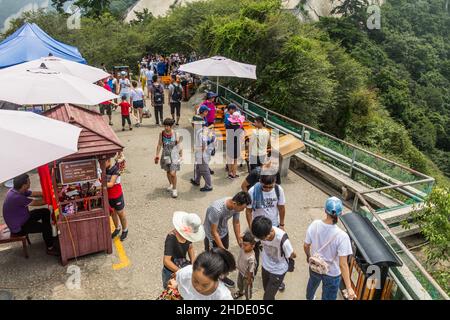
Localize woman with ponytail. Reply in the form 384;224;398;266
168;247;236;300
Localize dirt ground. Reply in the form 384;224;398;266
0;93;346;300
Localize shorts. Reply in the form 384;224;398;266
133;100;144;108
109;194;125;211
99;104;112;116
170;102;181;116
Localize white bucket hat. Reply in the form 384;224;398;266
172;211;205;243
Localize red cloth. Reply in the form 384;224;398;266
108;184;123;200
38;164;59;224
100;84;112;105
119;101;131;116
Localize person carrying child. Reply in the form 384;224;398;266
233;231;256;300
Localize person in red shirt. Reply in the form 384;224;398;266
115;95;133;131
99;79;114;125
106;157;129;241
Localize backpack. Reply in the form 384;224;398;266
251;182;280;210
308;224;339;275
280;233;295;272
171;84;182;102
153;85;164;105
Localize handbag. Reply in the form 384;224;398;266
308;225;339;275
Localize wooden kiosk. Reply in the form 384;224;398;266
43;104;124;265
272;134;305;177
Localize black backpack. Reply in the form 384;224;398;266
171;84;182;102
280;233;295;272
153;85;164;105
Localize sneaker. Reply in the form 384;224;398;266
210;169;215;175
167;185;173;192
129;127;133;131
122;128;125;131
120;230;128;241
279;282;286;291
200;186;213;192
222;277;235;288
111;228;121;239
109;122;113;126
190;179;200;186
172;189;178;198
233;291;244;300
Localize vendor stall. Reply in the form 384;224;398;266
43;104;124;265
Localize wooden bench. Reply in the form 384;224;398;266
0;224;31;258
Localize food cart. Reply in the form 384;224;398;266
43;104;124;265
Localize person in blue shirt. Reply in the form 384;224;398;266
157;56;166;77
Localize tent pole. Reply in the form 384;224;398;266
216;76;219;94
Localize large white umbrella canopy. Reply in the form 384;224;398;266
0;110;81;183
0;57;110;83
0;67;118;105
178;56;257;79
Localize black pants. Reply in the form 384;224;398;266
262;267;285;300
204;233;229;251
121;115;131;127
154;105;163;124
13;208;54;248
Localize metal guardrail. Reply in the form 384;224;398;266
207;81;446;300
208;81;435;207
353;192;449;300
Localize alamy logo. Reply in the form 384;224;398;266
66;2;81;30
367;5;381;30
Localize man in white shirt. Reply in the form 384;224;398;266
251;216;296;300
303;196;356;300
118;71;131;102
249;116;271;171
246;174;286;280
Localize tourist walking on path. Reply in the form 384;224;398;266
98;79;113;126
145;66;155;99
151;75;165;126
118;71;131;103
241;160;281;192
162;211;205;289
246;174;286;277
190;123;216;192
2;174;59;256
168;247;236;300
168;76;183;126
249;116;271;172
304;196;356;300
106;157;128;241
233;231;256;300
130;81;145;127
203;191;252;287
114;95;132;131
251;216;296;300
155;118;182;198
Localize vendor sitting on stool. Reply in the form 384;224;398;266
2;173;59;256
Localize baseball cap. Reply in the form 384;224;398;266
199;105;209;113
325;196;343;216
207;91;218;99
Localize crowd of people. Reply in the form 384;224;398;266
1;52;357;301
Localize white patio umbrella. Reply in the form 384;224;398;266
178;56;257;92
0;67;118;106
0;110;81;183
0;57;110;83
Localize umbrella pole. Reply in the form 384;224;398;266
216;76;219;94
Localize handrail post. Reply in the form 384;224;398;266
265;110;269;123
349;149;357;179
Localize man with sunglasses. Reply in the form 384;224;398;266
246;174;286;289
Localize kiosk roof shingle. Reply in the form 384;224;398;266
43;104;123;160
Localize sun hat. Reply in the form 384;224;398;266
325;196;343;216
228;111;245;124
207;91;218;99
173;211;205;243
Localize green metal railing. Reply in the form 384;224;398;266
211;82;435;209
209;82;447;300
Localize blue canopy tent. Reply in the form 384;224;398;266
0;23;86;68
